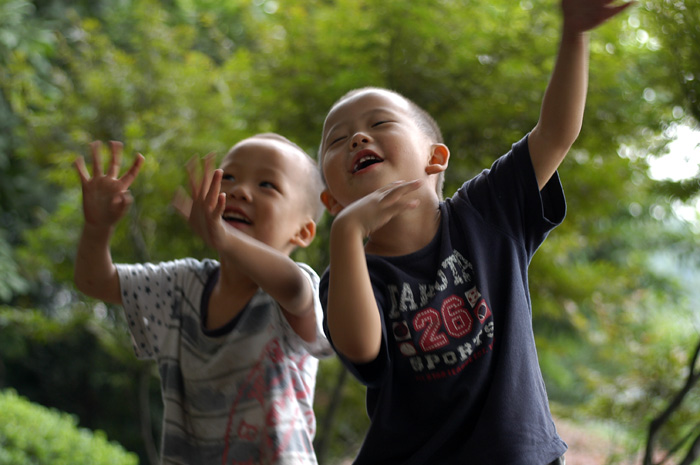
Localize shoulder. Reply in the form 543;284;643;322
295;262;320;282
117;258;220;292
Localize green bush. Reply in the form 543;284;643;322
0;390;138;465
0;307;161;463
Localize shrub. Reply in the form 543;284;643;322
0;390;138;465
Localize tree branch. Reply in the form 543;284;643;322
643;336;700;465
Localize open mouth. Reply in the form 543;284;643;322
352;151;384;173
222;209;252;225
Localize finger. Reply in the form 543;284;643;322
205;169;223;208
204;152;216;169
199;153;216;199
381;179;423;199
111;191;134;218
120;191;134;209
603;1;633;19
75;156;90;184
378;179;422;192
213;193;226;219
172;187;193;219
90;141;103;176
107;141;123;178
186;156;200;198
120;153;145;188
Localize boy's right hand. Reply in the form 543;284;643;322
561;0;633;36
174;154;230;251
75;141;144;230
332;180;422;240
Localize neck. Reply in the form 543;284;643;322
205;257;258;330
217;257;258;294
365;198;441;256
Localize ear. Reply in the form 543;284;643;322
290;218;316;248
425;143;450;175
320;189;344;216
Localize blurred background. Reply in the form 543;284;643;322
0;0;699;463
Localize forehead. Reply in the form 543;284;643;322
221;138;307;176
323;90;414;134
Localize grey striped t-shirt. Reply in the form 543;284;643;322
117;258;331;465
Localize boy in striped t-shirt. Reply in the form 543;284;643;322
74;134;331;464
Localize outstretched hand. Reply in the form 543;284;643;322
75;141;144;230
562;0;634;35
172;154;230;250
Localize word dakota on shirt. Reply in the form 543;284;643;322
385;250;495;381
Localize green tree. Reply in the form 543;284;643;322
0;0;62;306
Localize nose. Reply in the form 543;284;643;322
227;182;252;202
350;132;370;149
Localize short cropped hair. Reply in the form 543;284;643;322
320;87;446;199
231;133;325;222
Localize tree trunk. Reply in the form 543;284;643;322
314;366;349;463
643;337;700;465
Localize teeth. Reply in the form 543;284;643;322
222;213;251;224
353;155;382;173
358;155;379;164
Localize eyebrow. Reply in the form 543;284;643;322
222;161;286;179
323;107;400;144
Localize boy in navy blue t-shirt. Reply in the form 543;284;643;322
317;0;632;463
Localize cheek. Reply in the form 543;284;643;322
322;163;344;193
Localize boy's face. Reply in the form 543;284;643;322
320;89;439;209
219;138;314;255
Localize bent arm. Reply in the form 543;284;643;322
218;233;319;343
179;162;320;342
73;141;143;304
321;180;422;362
325;218;382;363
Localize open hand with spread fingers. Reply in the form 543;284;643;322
75;141;144;231
173;153;232;251
562;0;634;35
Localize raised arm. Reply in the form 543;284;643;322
74;141;144;304
174;156;319;341
528;0;632;190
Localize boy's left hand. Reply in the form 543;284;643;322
173;154;230;250
562;0;633;35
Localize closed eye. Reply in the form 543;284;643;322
329;135;347;147
372;120;391;127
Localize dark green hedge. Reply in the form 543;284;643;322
0;389;137;465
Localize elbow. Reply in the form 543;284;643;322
328;323;381;364
73;266;122;304
532;122;579;153
73;270;91;297
74;275;101;301
341;345;380;365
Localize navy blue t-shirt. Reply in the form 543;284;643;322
320;135;568;464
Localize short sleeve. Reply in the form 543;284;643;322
454;134;566;256
116;259;198;359
293;262;334;359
